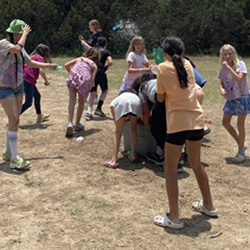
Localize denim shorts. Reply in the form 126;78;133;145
165;129;204;145
0;82;24;100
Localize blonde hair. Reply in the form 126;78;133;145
219;44;239;69
126;36;145;59
89;19;102;33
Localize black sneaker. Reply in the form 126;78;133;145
177;161;183;173
146;153;164;165
85;113;93;121
94;109;106;117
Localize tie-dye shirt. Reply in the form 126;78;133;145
0;39;30;88
218;61;249;101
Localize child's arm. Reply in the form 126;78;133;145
220;80;226;96
222;61;245;84
142;103;150;125
104;56;113;71
127;61;151;74
91;63;98;87
79;35;91;49
26;60;57;70
39;68;50;86
64;58;79;73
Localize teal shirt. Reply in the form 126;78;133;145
153;47;164;65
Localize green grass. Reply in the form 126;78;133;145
49;56;250;104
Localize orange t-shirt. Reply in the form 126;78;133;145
156;59;204;134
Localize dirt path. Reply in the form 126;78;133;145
0;74;250;250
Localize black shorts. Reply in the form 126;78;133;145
90;73;108;92
165;129;204;146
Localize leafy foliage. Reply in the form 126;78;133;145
1;0;250;56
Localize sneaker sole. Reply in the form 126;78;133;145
85;117;93;121
10;162;30;170
94;111;106;117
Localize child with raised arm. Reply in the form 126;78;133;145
64;48;100;137
218;44;250;163
0;19;57;170
83;37;113;120
119;36;151;92
20;44;52;122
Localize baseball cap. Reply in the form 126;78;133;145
6;19;25;34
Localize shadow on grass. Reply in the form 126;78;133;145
0;156;64;175
114;155;190;180
162;214;217;237
65;128;102;139
19;123;52;130
225;157;250;167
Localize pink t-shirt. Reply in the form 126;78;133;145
157;59;204;134
122;52;148;86
24;55;45;85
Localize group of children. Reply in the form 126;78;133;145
1;18;250;230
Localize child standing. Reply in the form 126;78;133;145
119;36;151;92
153;41;164;65
84;37;113;120
20;44;52;122
218;44;250;163
0;19;57;169
153;36;217;229
64;48;100;137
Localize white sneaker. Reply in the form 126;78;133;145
233;153;246;163
10;155;30;169
65;123;73;137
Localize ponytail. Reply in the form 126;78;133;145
172;54;188;89
162;36;188;89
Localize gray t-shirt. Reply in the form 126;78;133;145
139;79;157;104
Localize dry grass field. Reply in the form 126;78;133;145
0;57;250;250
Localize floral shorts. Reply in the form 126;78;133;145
223;95;250;115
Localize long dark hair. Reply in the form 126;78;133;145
161;36;188;89
8;32;24;85
31;44;51;63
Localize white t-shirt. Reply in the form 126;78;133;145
122;52;148;85
139;79;157;104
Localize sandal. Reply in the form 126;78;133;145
104;160;118;169
154;213;184;229
129;156;139;163
192;200;218;217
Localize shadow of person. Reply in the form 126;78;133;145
19;123;52;130
225;157;250;167
162;214;216;237
65;128;102;139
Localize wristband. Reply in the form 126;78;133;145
17;43;24;49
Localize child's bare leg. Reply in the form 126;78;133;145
186;139;216;211
164;142;183;224
129;115;138;160
222;113;239;146
76;93;84;124
108;107;126;165
68;86;77;124
237;114;246;150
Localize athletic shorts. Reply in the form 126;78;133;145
165;129;204;146
90;74;108;92
0;82;24;100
